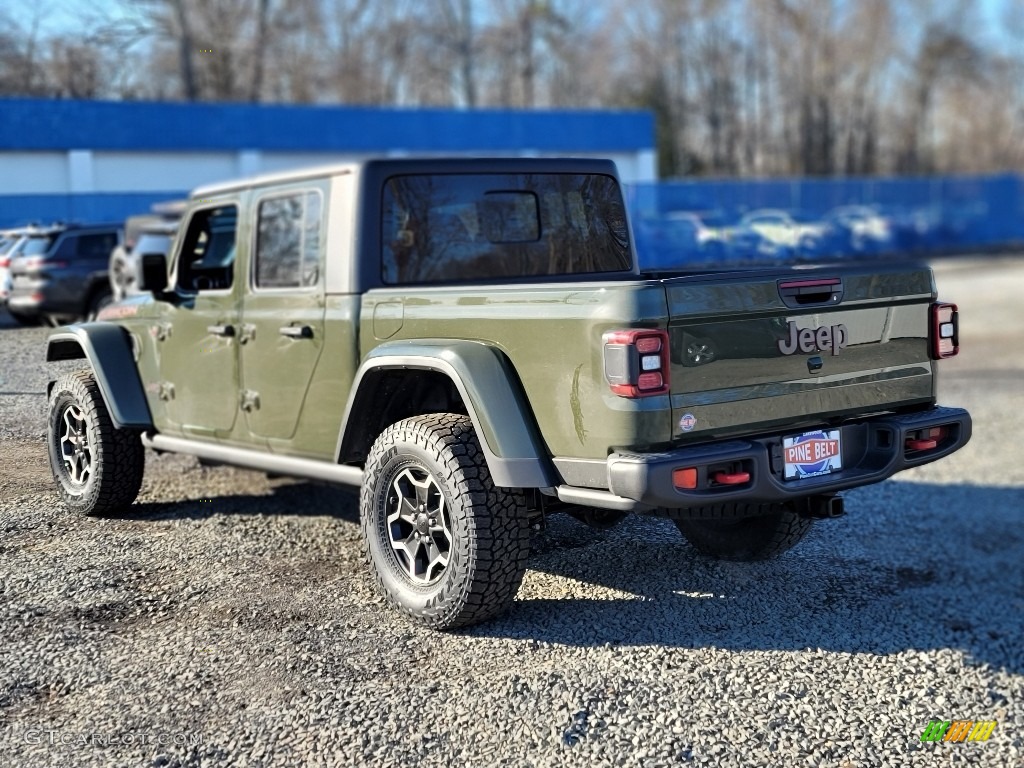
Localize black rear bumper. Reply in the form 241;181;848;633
566;405;971;512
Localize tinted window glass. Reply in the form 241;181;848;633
255;191;322;288
176;206;237;292
53;236;78;259
382;173;631;284
76;232;119;259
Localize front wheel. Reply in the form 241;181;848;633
360;413;531;629
47;369;145;515
674;503;812;561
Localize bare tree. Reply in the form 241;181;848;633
434;0;477;107
250;0;271;101
170;0;199;99
1;0;1021;177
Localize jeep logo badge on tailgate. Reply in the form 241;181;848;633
778;321;849;356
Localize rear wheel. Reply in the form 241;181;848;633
47;369;145;516
360;413;530;629
674;503;812;561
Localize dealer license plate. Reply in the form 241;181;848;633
783;429;842;480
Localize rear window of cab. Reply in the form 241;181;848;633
382;173;632;284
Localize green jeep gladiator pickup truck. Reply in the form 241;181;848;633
44;158;971;629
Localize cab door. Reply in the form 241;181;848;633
238;186;326;448
154;202;241;438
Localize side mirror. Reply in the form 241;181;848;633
140;253;169;295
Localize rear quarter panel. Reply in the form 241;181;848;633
360;281;673;460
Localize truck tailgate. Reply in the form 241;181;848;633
664;264;936;442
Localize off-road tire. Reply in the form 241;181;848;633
674;502;812;561
47;369;145;516
360;413;530;630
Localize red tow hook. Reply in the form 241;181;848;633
713;471;751;485
906;438;938;451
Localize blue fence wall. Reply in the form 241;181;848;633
0;192;187;228
627;174;1024;268
0;98;654;153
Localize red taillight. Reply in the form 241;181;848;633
0;257;9;268
637;371;663;390
931;302;959;359
603;329;670;397
635;336;662;354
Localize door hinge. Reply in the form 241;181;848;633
158;382;175;401
238;324;257;344
240;390;260;412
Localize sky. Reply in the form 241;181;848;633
6;0;1019;50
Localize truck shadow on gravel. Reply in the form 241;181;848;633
117;482;360;524
93;473;1022;674
480;481;1024;675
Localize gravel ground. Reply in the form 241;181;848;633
1;257;1021;768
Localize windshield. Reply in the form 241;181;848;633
133;233;172;256
20;235;57;257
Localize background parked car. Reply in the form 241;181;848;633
635;210;729;270
1;227;48;324
734;209;828;261
823;205;895;255
0;228;25;309
8;223;122;325
109;201;185;302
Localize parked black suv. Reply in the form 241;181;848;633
7;223;122;325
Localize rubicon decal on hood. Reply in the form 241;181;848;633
778;320;849;356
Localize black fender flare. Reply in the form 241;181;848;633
46;323;153;429
336;340;554;489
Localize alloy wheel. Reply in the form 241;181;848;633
386;466;453;584
59;403;92;486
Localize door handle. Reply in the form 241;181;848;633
207;324;235;337
279;325;313;339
